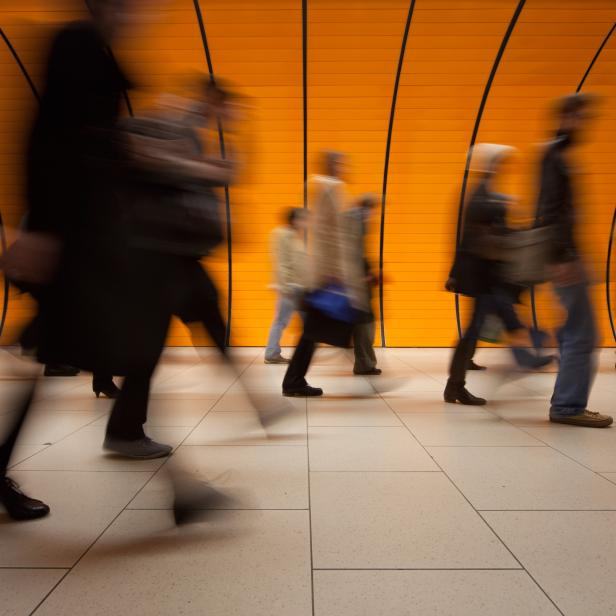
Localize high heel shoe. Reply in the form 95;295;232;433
93;382;120;399
444;381;487;405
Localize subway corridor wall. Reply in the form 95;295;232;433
0;0;614;347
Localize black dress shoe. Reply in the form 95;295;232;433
44;364;80;377
0;477;50;521
93;381;120;399
444;382;486;406
466;360;486;371
283;385;323;397
353;368;382;375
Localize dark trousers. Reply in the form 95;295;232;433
106;370;153;440
0;384;35;477
282;335;316;391
353;321;377;372
449;293;524;385
105;260;228;441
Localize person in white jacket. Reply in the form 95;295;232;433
264;207;308;363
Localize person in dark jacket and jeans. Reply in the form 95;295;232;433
536;93;612;428
445;144;552;406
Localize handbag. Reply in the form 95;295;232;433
120;117;224;257
499;226;554;286
304;284;357;323
302;284;357;347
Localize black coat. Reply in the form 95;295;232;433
26;21;172;375
535;133;578;264
448;182;508;298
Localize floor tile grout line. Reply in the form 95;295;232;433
0;566;69;570
28;500;136;616
478;509;616;512
375;383;529;562
305;395;316;616
376;386;567;614
122;351;259;510
313;567;525;571
9;408;113;471
31;351;260;614
477;512;565;616
125;507;310;511
483;405;616;481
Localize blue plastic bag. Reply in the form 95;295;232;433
305;284;357;324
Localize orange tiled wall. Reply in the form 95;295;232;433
1;0;614;347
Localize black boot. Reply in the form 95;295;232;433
44;364;80;377
467;360;486;371
0;477;50;521
93;380;120;399
444;380;486;406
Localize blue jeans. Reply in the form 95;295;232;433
265;294;299;360
550;282;598;417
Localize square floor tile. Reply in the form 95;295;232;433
129;445;308;510
428;446;616;510
151;364;237;396
309;427;437;471
313;570;559;616
0;470;151;567
381;391;484;414
489;397;552;426
523;424;616;473
13;426;191;472
211;391;305;414
17;411;105;445
310;472;517;568
308;398;400;427
185;411;306;446
8;444;48;468
484;511;616;616
0;569;67;616
92;398;217;428
399;413;544;447
369;370;444;393
34;510;312;616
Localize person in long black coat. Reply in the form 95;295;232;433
0;0;173;521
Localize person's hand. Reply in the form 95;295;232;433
445;277;457;292
549;261;584;287
1;232;61;286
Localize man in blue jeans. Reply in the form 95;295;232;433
536;93;612;428
265;208;308;364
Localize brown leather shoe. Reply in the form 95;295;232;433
550;410;613;428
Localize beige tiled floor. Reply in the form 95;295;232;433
1;347;616;615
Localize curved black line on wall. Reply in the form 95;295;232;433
0;27;41;340
302;0;308;210
577;22;615;93
378;0;416;348
605;208;616;344
453;0;526;337
530;21;615;334
193;0;233;347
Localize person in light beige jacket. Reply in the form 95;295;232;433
264;208;308;363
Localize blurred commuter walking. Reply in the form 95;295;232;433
344;195;381;376
0;0;139;520
264;208;308;364
537;94;612;428
282;151;361;396
445;144;553;406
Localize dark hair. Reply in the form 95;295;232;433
287;207;306;227
202;77;231;106
557;93;596;117
357;194;378;209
